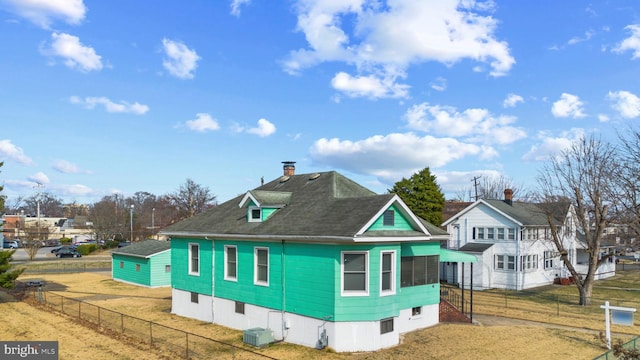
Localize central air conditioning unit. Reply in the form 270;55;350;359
243;328;274;348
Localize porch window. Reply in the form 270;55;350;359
400;255;438;287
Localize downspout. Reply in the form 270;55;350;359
516;227;521;290
281;240;287;341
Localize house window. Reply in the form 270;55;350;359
249;207;262;222
497;228;505;240
508;228;515;240
165;265;171;272
496;255;515;271
383;210;395;226
400;255;438;287
235;301;245;314
380;251;395;295
487;228;494;240
189;243;200;276
412;306;422;316
380;318;394;334
135;264;140;272
520;255;539;271
119;261;124;269
544;251;555;269
190;292;199;304
342;252;369;295
477;227;485;240
225;245;237;281
255;247;269;285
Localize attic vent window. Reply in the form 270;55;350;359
309;173;321;180
249;207;262;222
280;176;290;183
383;210;395;226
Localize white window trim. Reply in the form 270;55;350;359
380;250;396;296
248;206;262;222
188;242;200;276
341;251;369;297
254;247;269;286
224;245;238;281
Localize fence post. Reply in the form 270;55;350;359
504;289;508;308
185;333;189;359
149;322;153;349
61;295;64;313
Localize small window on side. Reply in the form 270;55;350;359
235;301;245;314
119;261;124;269
165;265;171;272
135;264;140;272
383;210;395;226
191;292;199;304
412;306;422;316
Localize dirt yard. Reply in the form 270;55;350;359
0;272;625;359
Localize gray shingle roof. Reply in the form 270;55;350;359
459;242;494;253
483;200;567;226
111;240;170;258
161;171;442;241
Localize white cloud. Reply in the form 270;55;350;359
247;118;276;137
27;172;49;185
42;32;103;72
551;93;586;118
430;77;447;92
607;90;640;118
185;113;220;132
503;93;524;108
330;72;409;98
598;114;610;122
53;159;90;174
0;139;33;164
613;24;640;59
404;103;526;145
567;29;595;45
70;96;149;114
58;183;93;196
2;0;86;29
309;133;487;184
162;38;200;79
230;0;251;17
522;128;585;162
283;0;514;99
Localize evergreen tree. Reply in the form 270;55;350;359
389;167;445;225
0;162;24;288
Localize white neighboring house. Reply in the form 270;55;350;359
441;190;615;290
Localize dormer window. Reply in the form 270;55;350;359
249;207;262;222
383;210;395;226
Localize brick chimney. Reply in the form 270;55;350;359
282;161;296;176
504;189;513;206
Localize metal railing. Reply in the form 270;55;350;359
593;336;640;360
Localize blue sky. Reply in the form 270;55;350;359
1;0;640;206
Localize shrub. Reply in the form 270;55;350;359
104;240;119;249
60;237;72;245
76;244;97;256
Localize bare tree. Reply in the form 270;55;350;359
537;135;618;305
24;193;63;217
168;179;216;219
454;175;532;201
615;127;640;242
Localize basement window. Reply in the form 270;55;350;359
380;318;394;334
412;306;422;316
235;301;245;314
191;292;199;304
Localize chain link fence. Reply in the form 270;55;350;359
28;289;277;360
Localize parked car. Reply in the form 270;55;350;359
55;247;82;258
51;245;78;254
3;240;19;249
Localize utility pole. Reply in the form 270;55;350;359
33;182;44;244
471;176;482;201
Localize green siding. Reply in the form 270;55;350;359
261;207;278;221
368;204;413;231
171;238;213;295
214;240;283;309
112;254;151;286
149;251;171;287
